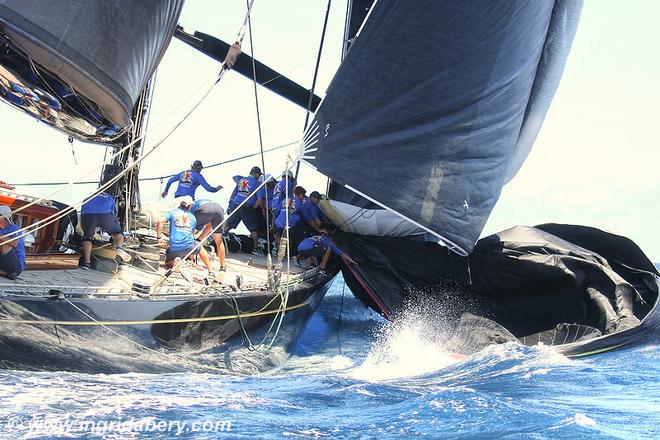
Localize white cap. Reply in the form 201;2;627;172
175;196;194;207
0;205;12;220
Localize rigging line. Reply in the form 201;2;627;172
9;141;295;186
295;0;333;179
267;159;295;349
246;0;271;256
7;70;221;215
337;280;345;355
1;74;222;248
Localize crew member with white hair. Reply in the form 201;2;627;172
0;206;25;280
156;196;215;277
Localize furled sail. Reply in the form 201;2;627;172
0;0;184;142
302;0;583;255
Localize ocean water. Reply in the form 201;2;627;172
0;275;658;439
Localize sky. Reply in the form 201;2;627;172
1;0;658;260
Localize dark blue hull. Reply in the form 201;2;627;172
0;273;337;373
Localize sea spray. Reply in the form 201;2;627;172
351;297;465;381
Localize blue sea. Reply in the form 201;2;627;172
0;274;658;439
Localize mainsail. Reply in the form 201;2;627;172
302;0;583;255
0;0;184;142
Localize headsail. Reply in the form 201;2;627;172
0;0;184;142
303;0;583;255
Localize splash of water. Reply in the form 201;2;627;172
350;307;464;381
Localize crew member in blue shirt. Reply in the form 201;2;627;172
80;190;131;269
191;199;226;271
225;166;264;255
156;196;215;276
300;191;328;236
273;186;308;254
0;206;25;280
297;234;356;274
271;170;295;221
161;160;222;200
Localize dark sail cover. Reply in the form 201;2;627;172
303;0;583;254
0;0;184;127
335;224;660;355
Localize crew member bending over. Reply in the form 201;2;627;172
156;196;215;277
297;234;356;275
80;191;131;270
191;199;226;271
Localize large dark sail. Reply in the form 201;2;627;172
303;0;583;254
0;0;184;141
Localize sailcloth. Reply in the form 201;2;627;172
302;0;583;255
0;0;184;127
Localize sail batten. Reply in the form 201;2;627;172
306;0;583;254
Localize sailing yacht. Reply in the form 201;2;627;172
0;0;658;374
0;0;338;373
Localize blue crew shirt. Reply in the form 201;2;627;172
231;175;260;207
271;178;295;215
275;197;303;229
297;235;343;257
164;208;197;251
300;197;322;224
0;223;26;271
81;192;116;215
164;169;218;199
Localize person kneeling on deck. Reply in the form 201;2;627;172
297;234;356;276
156;196;215;277
0;206;25;280
191;199;226;271
80;191;131;270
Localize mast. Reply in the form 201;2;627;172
101;77;155;231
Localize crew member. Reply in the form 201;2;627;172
297;234;356;274
273;186;307;253
0;206;25;280
191;199;226;271
161;160;222;200
225;166;263;255
271;170;295;220
156;196;215;276
300;191;328;236
80;190;131;270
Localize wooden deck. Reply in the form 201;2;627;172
0;251;314;297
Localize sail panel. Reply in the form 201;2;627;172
0;0;184;129
304;0;582;254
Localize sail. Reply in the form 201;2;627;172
302;0;583;255
0;0;184;141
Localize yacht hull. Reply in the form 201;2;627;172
0;273;337;373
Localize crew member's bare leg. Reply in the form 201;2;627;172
319;247;332;270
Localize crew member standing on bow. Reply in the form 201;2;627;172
161;160;222;200
0;206;25;280
225;166;264;255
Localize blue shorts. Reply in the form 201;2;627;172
80;213;122;239
225;203;262;232
0;248;23;276
166;244;201;262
